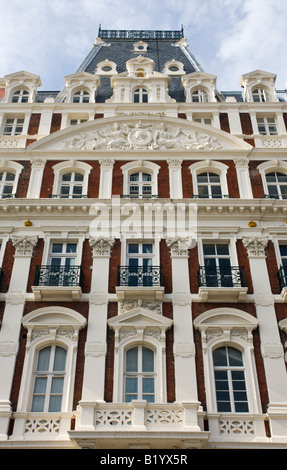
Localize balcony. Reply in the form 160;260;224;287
120;194;161;199
116;266;165;300
32;265;82;301
198;266;248;302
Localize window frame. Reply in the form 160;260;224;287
3;117;25;136
133;87;149;103
18;307;86;413
194;307;260;414
189;160;229;199
11;89;30;103
257;161;287;199
256;116;277;135
124;345;155;402
0;161;23;198
52;161;92;199
121;161;160;198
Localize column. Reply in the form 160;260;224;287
26;157;46;198
166;237;200;406
80;236;115;403
0;235;38;439
243;236;287;440
234;157;253;199
167;159;183;199
98;159;115;199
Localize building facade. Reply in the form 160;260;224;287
0;27;287;449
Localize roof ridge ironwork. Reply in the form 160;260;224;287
98;25;184;40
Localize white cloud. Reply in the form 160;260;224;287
0;0;286;91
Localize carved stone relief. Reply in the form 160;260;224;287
62;121;224;151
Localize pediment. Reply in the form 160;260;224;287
108;306;173;331
194;307;258;332
28;115;252;153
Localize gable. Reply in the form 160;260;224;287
28;115;252;153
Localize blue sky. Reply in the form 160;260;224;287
0;0;286;92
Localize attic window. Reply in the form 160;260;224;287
133;41;148;53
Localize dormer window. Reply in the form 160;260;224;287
252;88;269;102
191;89;208;103
72;90;90;103
12;89;29;103
133;88;148;103
133;41;148;53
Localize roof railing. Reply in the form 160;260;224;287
98;25;184;40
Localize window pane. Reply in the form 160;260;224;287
37;347;51;371
128;244;139;254
197;173;208;183
52;244;63;253
216;244;229;256
51;376;64;394
142;173;151;181
34;376;47;393
211;186;222;198
66;243;77;253
277;173;287;183
48;395;62;412
74;173;84;181
142;347;154;372
209;173;220;183
213;347;227;366
228;347;243;366
126;348;138;372
53;347;67;371
280;245;287;257
62;173;71;181
198;186;209;197
6;173;15;181
130;173;139;181
31;395;45;412
203;244;216;256
143;244;153;254
266;172;276;182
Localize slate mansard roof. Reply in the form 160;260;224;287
75;27;207;103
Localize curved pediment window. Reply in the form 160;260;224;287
52;161;92;199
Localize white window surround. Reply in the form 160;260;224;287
52;161;92;198
197;236;239;269
17;306;86;412
257;160;287;197
251;87;270;103
41;233;85;268
120;237;160;267
189;160;229;198
121;161;160;197
0;160;23;197
95;60;117;75
163;60;185;76
194;307;260;414
108;307;172;402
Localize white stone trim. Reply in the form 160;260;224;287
52;160;92;197
189;160;229;197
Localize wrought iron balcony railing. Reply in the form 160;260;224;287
117;266;163;287
34;265;82;287
98;26;184;40
48;194;88;199
198;266;246;288
278;266;287;290
120;194;161;199
192;194;233;199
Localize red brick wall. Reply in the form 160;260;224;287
160;239;172;293
163;302;175;402
249;161;265;198
240;113;253;135
266;240;281;294
50;113;62;133
27;114;41;135
236;239;254;294
109;238;121;293
0;240;15;293
16;161;31;198
219;113;230;133
0;88;5;100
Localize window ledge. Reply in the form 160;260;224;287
116;286;165;301
198;286;248;302
32;285;82;302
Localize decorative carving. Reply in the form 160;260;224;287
89;236;115;256
30;158;47;168
119;299;162;315
99;158;115;167
206;328;223;344
11;235;38;257
119;328;137;342
62;121;224;152
242;236;268;257
166;236;192;257
234;157;249;167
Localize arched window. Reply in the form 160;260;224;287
252;88;269;102
59;171;85;198
12;89;29;103
31;345;67;412
133;88;148;103
191;89;208;102
266;171;287;199
213;346;248;413
72;90;90;103
124;346;155;402
0;171;16;198
129;171;152;198
197;172;222;198
52;161;92;199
